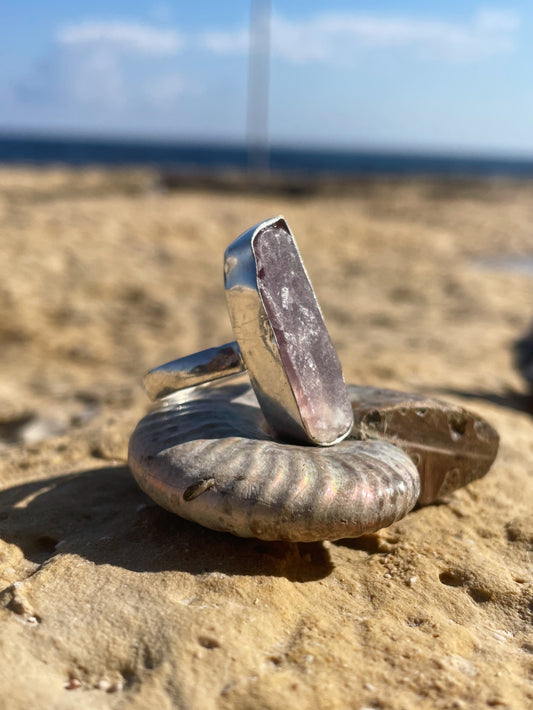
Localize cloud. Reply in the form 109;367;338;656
201;7;520;63
15;46;127;111
199;29;249;55
4;7;519;135
57;20;183;55
13;21;187;115
144;72;188;106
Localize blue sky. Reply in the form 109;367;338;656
1;1;532;154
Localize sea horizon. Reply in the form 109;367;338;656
2;131;533;178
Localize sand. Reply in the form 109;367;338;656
0;167;532;709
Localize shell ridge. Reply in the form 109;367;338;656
129;384;421;541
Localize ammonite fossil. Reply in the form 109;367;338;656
128;382;499;542
132;217;499;542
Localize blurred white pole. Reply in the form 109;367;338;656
247;0;271;172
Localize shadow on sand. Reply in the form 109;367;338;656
0;466;338;583
428;387;533;416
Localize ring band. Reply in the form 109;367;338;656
143;216;353;447
143;342;245;400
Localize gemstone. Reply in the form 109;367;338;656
252;222;353;445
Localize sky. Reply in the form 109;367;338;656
1;1;532;155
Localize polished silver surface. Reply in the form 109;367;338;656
143;342;244;400
128;383;420;542
224;216;353;446
143;216;353;446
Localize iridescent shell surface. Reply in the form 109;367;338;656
128;382;420;542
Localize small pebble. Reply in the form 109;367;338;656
107;681;124;693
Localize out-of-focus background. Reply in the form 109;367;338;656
1;1;533;169
1;4;533;710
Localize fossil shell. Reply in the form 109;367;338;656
348;386;499;505
128;382;420;542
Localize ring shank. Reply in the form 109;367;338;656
143;342;245;400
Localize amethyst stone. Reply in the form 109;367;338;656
223;216;352;445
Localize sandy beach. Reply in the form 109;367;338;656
0;167;532;709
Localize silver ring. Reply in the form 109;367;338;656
143;216;354;447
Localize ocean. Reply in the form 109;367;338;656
1;134;533;178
